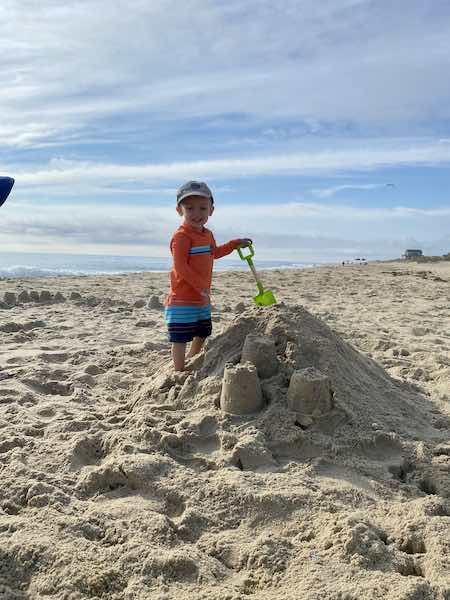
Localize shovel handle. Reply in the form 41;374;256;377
237;244;255;261
236;244;264;295
246;257;265;296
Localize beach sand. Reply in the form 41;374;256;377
0;261;449;599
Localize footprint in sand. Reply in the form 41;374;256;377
0;322;22;333
0;388;20;404
22;320;47;331
38;352;69;364
36;406;57;419
69;433;106;469
0;321;45;338
21;378;73;396
76;453;173;497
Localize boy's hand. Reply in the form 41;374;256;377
236;238;253;248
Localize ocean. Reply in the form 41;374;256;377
0;251;317;279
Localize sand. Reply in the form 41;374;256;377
0;261;449;600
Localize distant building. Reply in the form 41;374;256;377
403;249;423;259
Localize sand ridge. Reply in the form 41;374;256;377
0;262;449;599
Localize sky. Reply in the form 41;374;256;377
1;0;450;263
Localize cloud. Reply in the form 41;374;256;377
2;199;449;259
311;183;395;198
6;140;450;198
2;1;450;150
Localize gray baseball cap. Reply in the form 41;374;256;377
176;180;214;205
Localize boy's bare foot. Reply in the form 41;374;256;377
185;352;205;372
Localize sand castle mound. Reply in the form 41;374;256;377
129;304;443;478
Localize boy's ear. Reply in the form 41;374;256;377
209;204;214;216
176;205;183;216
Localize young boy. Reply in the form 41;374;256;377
165;180;251;371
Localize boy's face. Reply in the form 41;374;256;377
176;195;214;230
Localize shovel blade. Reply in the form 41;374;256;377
253;289;277;306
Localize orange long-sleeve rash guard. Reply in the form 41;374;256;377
166;223;240;307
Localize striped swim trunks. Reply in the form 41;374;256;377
164;304;212;343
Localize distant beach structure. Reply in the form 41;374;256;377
402;248;423;259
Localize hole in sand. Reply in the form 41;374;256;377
108;481;126;492
424;502;450;517
378;530;388;545
388;460;415;483
397;558;424;578
419;478;437;496
163;491;186;518
71;435;106;467
399;538;426;555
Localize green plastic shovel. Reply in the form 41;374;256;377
237;244;277;306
